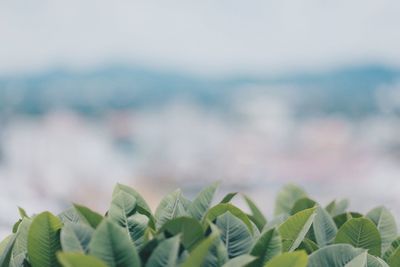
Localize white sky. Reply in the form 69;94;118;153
1;0;400;75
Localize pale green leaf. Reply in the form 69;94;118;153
189;182;219;221
60;222;93;253
0;235;16;267
10;217;32;267
204;203;253;234
155;189;188;229
366;206;397;252
216;212;253;258
313;206;337;247
274;184;307;215
344;252;367;267
308;244;364;267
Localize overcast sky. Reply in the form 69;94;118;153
1;0;400;76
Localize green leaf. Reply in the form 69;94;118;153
0;235;16;267
367;254;390;267
298;238;319;254
27;211;63;267
159;217;204;251
290;198;317;215
243;195;267;231
0;235;13;255
204;203;253;234
189;182;219;221
366;206;398;252
308;244;364;267
265;251;308;267
333;212;363;229
313;206;337;247
274;184;307;215
180;232;218;267
113;184;156;230
216;212;253;258
334;217;381;256
326;199;350;216
10;217;32;267
220;192;238;204
60;222;93;253
109;191;137;222
343;251;367;267
12;220;22;234
278;207;316;252
221;255;256;267
263;214;289;232
18;207;28;218
126;213;149;251
200;225;229;267
386;247;400;267
113;183;152;216
59;207;81;224
145;235;180;267
73;204;103;229
57;252;108;267
383;237;400;261
89;220;140;267
325;200;336;214
108;191;149;249
155;189;188;229
248;228;281;267
250;220;261;240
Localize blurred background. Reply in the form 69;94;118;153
1;0;400;236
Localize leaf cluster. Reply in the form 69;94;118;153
1;183;399;267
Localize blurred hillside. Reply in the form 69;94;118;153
1;64;399;117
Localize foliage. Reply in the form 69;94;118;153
0;183;398;266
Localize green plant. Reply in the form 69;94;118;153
1;182;399;267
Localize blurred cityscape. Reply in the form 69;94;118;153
1;64;400;235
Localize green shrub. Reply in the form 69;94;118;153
1;182;399;267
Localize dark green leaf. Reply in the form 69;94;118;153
27;212;63;267
290;198;317;215
89;220;140;267
248;228;281;267
220;193;238;204
145;236;180;267
159;217;203;251
334;217;381;256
